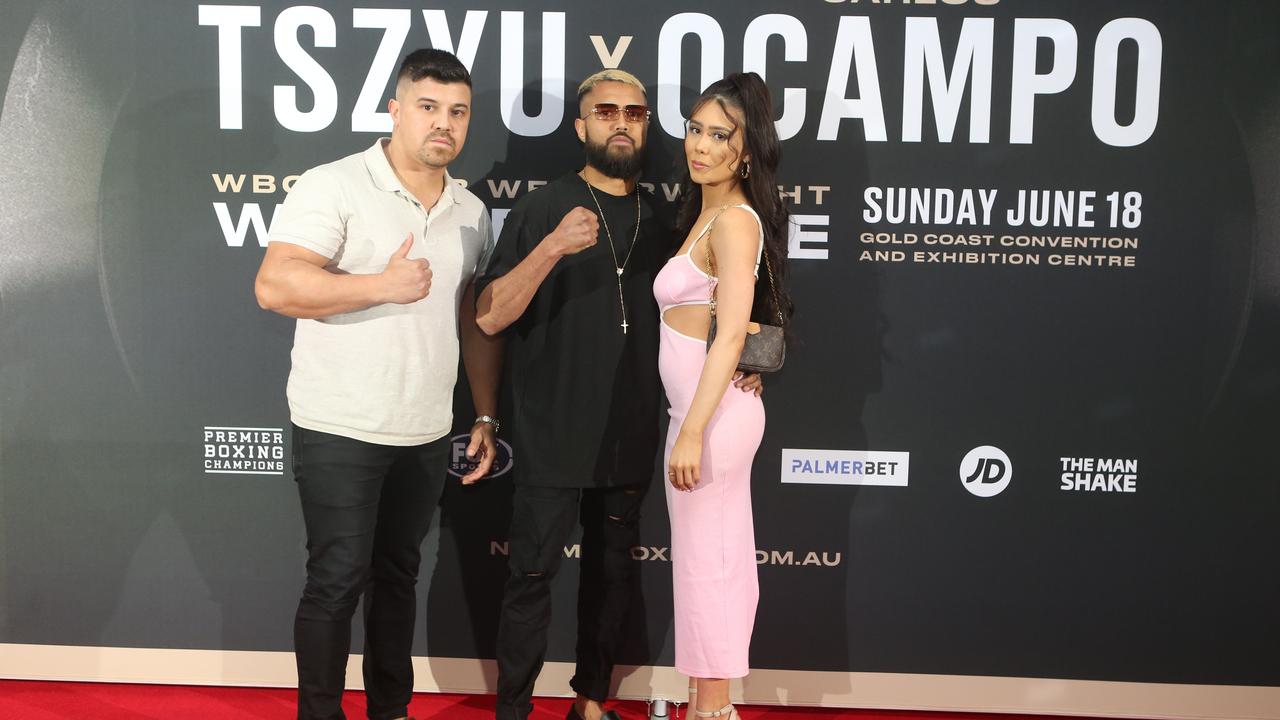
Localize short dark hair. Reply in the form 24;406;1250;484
396;48;471;90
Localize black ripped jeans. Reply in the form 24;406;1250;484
494;483;648;720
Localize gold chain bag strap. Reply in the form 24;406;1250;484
705;207;786;373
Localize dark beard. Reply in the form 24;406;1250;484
584;135;645;179
416;132;457;169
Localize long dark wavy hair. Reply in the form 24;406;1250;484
675;72;794;327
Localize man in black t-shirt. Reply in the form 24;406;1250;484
474;69;662;720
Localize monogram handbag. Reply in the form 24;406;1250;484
704;209;787;373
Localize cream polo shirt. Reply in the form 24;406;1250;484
268;139;493;446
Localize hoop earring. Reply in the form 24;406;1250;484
739;161;751;179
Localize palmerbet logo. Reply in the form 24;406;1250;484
781;449;909;486
959;445;1011;497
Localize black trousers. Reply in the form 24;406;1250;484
494;483;648;720
291;425;449;720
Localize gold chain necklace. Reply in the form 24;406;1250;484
581;174;641;334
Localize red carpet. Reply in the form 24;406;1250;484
0;680;1112;720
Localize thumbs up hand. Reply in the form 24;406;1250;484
381;233;433;304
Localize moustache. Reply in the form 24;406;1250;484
608;132;635;145
425;132;455;147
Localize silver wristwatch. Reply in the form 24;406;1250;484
474;415;500;433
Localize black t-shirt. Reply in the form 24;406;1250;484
476;173;670;488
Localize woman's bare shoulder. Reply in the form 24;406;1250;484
711;205;762;255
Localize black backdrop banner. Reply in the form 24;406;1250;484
1;0;1278;695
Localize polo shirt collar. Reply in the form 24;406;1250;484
365;138;457;210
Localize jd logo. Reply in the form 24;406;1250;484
959;445;1012;498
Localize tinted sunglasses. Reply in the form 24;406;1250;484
587;103;651;122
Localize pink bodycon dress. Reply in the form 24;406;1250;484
653;204;765;679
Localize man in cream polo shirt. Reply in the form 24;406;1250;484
255;49;502;720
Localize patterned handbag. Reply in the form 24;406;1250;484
704;209;786;373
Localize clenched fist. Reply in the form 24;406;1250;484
381;233;432;304
544;206;599;257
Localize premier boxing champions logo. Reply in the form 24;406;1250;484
203;426;286;475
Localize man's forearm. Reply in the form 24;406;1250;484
256;259;386;319
474;242;561;335
460;294;504;417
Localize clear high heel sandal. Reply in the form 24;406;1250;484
693;703;737;719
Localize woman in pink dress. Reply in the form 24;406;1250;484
652;72;793;720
